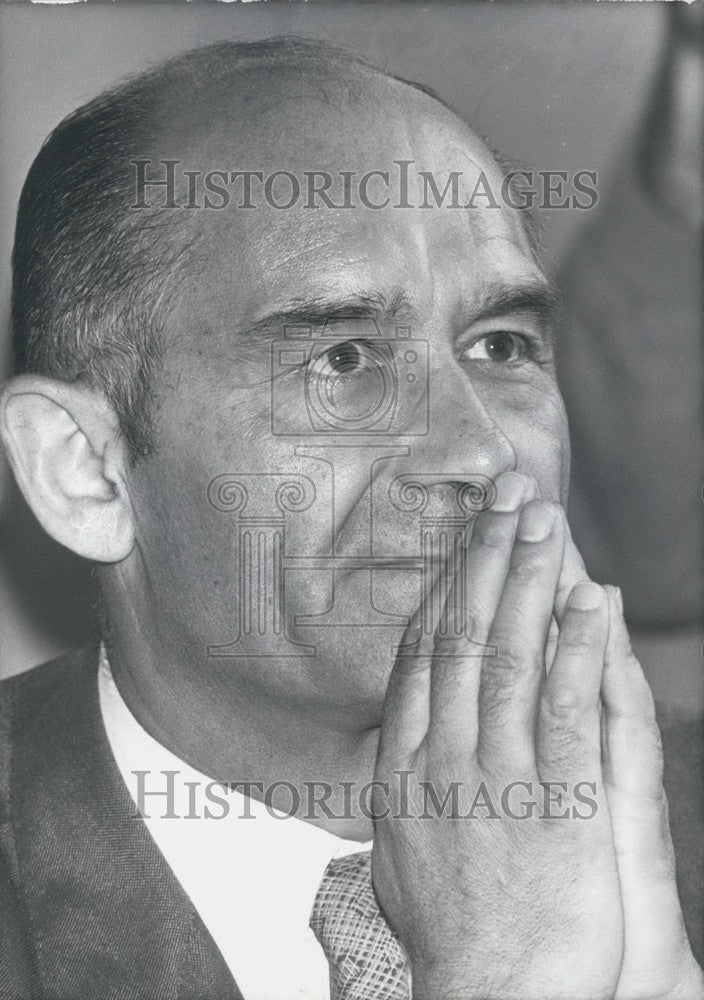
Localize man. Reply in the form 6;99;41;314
0;37;701;1000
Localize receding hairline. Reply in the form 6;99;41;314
145;36;464;149
11;35;542;460
139;37;541;255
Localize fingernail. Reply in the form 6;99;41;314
570;581;604;611
517;501;556;542
614;587;624;614
491;472;529;512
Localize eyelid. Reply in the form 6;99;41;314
457;319;549;360
459;328;533;348
305;337;372;377
458;330;548;367
459;315;537;340
306;337;376;364
462;330;519;356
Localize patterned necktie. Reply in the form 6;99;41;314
309;851;411;1000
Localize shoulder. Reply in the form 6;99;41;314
0;645;100;801
0;831;40;998
0;646;100;995
0;644;99;718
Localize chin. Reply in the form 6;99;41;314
298;625;403;729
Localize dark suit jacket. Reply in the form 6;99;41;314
0;646;702;998
0;646;243;1000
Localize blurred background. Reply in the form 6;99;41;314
0;1;701;715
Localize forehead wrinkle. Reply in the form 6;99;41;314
405;122;533;264
455;182;537;263
483;145;543;262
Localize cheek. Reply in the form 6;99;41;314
127;452;236;589
488;376;569;501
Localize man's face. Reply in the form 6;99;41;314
120;71;568;730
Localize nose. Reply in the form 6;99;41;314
407;358;517;494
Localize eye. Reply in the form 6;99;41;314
308;339;374;381
460;331;528;363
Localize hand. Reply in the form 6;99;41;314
557;522;703;999
372;473;623;1000
601;588;704;1000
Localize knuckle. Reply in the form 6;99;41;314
509;548;548;581
478;674;515;725
430;657;466;690
540;689;597;750
545;684;582;718
560;626;596;655
490;634;535;674
433;634;467;657
470;520;513;556
539;716;585;766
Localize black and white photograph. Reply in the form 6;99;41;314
0;2;702;998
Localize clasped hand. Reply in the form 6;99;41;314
372;472;703;1000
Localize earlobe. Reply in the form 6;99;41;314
0;375;135;562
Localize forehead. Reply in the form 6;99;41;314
160;67;542;335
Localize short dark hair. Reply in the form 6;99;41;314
11;37;529;459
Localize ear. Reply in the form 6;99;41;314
0;375;135;562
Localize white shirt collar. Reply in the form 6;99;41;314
97;647;370;1000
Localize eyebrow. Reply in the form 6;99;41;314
244;289;420;337
471;280;562;334
241;279;561;342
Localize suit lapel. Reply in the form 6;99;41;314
10;646;243;1000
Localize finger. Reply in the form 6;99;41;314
380;471;538;765
548;512;590;675
425;472;536;754
554;509;592;623
478;500;564;775
545;615;560;673
537;581;607;783
601;585;665;804
378;535;463;765
600;588;689;989
462;472;540;647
